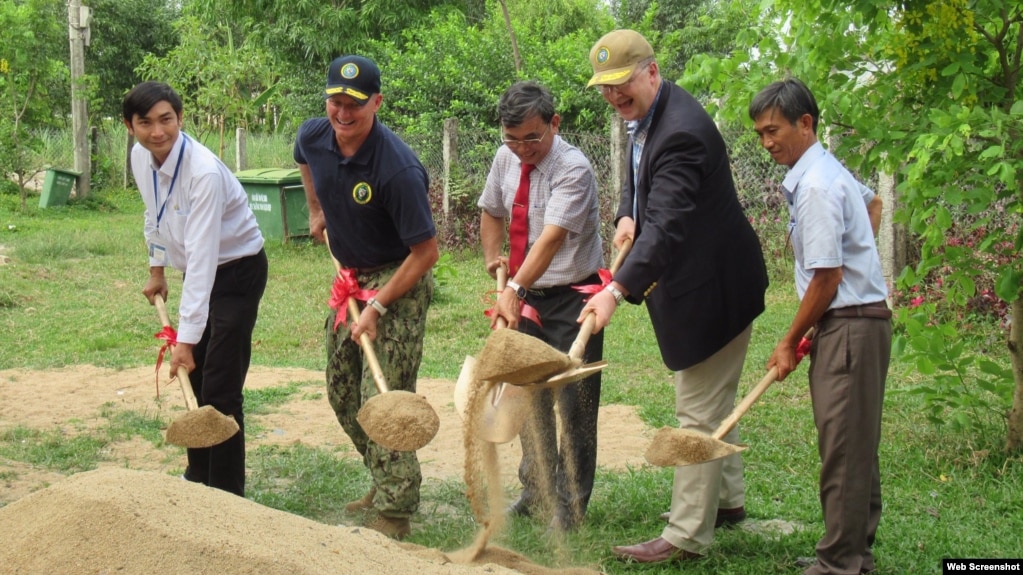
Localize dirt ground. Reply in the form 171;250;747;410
0;365;652;506
0;365;655;574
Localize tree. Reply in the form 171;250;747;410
136;14;280;154
85;0;179;119
683;0;1023;451
0;0;68;209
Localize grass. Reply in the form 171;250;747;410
1;187;1022;573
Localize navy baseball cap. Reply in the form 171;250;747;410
324;55;381;102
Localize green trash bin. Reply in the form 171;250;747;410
234;168;310;242
39;168;81;208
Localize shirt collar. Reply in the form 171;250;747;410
626;81;664;140
782;141;826;195
149;132;187;173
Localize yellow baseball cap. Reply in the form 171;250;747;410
587;29;654;88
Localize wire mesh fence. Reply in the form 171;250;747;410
23;120;807;271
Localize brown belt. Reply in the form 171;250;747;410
821;301;892;320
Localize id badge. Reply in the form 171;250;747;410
149;242;169;266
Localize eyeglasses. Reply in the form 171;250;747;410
596;62;651;95
502;123;551;148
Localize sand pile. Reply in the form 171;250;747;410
0;467;526;575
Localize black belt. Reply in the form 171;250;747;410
527;273;601;298
218;248;265;270
821;301;892;320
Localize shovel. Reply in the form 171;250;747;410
153;295;240;449
453;265;531;444
645;331;814;467
528;238;632;390
323;233;440;452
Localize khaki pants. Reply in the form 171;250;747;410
662;324;752;553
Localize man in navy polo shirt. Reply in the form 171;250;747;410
294;54;439;540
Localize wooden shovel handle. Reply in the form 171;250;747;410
494;264;508;330
324;231;389;395
712;366;778;440
710;328;814;440
567;238;633;360
153;294;199;411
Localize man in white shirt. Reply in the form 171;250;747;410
123;81;268;497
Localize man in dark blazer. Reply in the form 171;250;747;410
580;29;768;564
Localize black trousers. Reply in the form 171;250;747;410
183;249;268;497
516;279;604;524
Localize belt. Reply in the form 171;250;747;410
821;301;892;320
217;248;265;270
527;273;601;298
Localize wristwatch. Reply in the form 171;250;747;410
506;280;527;300
605;284;625;305
366;297;388;316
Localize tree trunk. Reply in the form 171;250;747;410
1007;298;1023;451
497;0;522;74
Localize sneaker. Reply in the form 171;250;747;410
344;487;377;513
365;513;411;540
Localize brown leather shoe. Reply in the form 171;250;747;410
344;487;377;513
611;537;702;564
659;505;746;528
365;513;411;540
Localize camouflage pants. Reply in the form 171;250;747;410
325;267;433;518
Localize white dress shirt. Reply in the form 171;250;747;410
130;132;264;343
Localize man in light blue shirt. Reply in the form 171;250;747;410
751;78;891;575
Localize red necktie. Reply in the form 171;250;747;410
508;163;534;276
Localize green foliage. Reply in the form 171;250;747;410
86;0;179;119
0;0;70;209
682;0;1023;446
374;2;613;137
136;14;281;143
894;304;1013;434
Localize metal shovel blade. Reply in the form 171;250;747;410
454;355;529;444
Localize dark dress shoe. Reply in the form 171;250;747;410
611;537;703;564
659;506;747;527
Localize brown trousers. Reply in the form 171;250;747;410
805;315;891;575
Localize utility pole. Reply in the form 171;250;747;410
68;0;92;198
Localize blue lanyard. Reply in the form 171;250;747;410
153;135;188;229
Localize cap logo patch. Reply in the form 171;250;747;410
597;47;610;64
353;182;372;204
341;63;359;79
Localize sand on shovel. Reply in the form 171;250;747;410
475;329;578;385
165;405;240;448
644;426;747;467
356;390;440;451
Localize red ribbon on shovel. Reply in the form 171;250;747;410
482;289;542;328
153;325;178;398
328;268;378;330
572;268;614;301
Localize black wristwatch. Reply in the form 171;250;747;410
506;280;527;300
